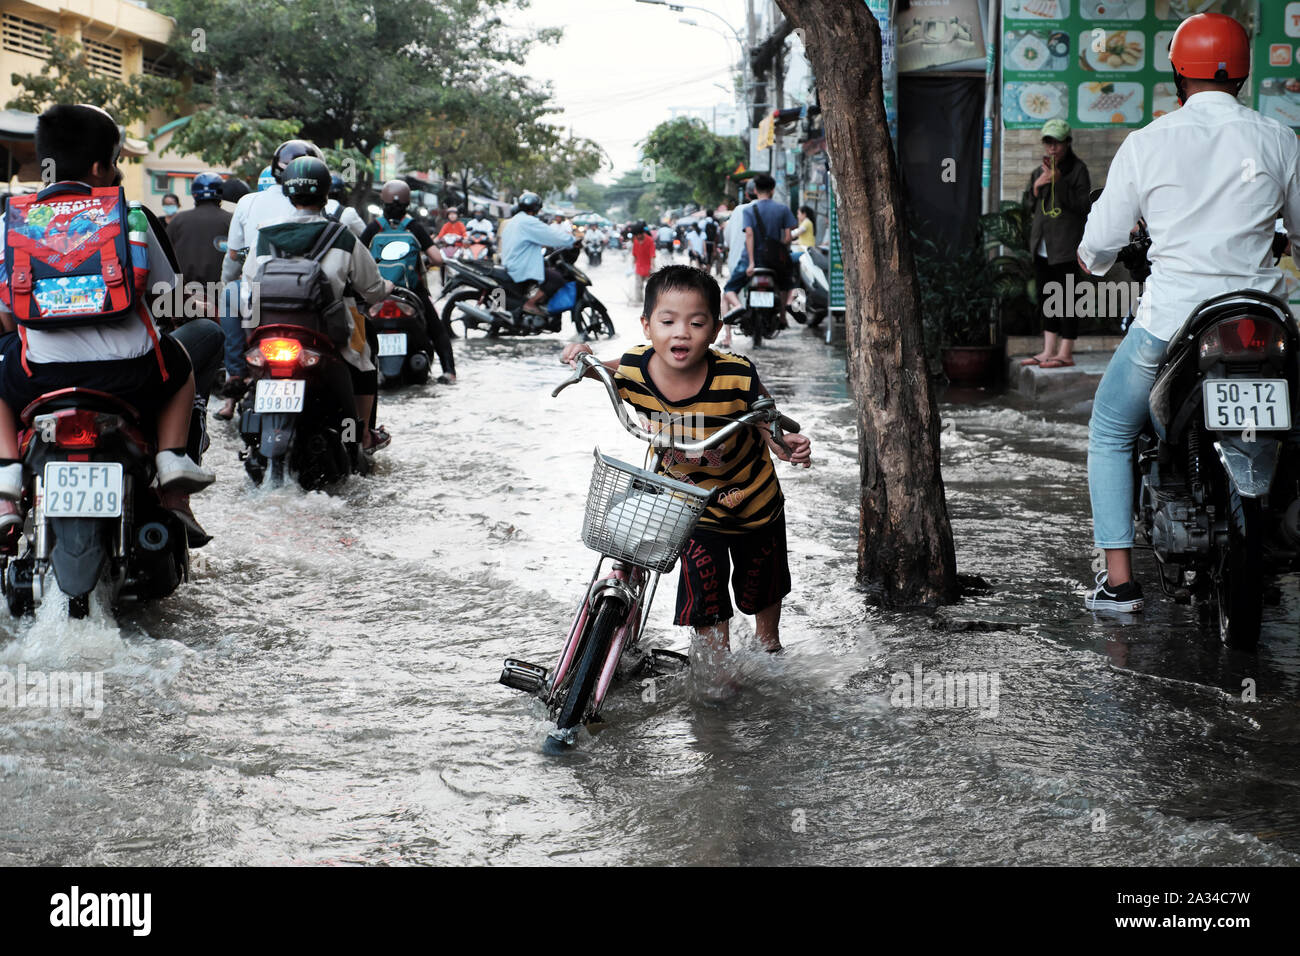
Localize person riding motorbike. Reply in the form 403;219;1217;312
167;170;232;312
499;191;575;318
465;206;496;239
0;105;216;542
219;141;326;416
324;173;366;238
359;180;455;383
1078;12;1300;612
244;156;395;452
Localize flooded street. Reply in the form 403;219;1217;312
1;252;1297;867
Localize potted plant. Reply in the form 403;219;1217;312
980;202;1038;336
913;232;1000;386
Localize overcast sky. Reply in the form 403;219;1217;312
516;0;748;183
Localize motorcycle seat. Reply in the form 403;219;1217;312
20;387;143;426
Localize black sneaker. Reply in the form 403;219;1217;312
1084;571;1144;613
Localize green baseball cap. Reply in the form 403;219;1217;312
1041;118;1071;141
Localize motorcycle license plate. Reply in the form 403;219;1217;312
749;291;776;308
377;333;408;357
254;379;306;414
43;462;123;518
1202;379;1291;431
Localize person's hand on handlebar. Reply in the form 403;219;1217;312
770;431;812;468
561;342;594;366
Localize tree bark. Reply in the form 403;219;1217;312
776;0;958;606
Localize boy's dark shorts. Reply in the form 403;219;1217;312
0;331;191;429
674;514;791;628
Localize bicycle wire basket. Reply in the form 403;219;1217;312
581;448;713;573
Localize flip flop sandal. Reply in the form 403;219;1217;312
364;427;392;456
1019;357;1042;366
1039;358;1075;368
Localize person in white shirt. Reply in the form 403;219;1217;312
465;208;496;238
325;174;366;238
1077;12;1300;613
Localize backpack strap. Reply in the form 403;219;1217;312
306;222;345;262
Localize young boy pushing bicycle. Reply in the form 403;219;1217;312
561;265;811;654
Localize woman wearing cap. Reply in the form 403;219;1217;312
1022;118;1091;369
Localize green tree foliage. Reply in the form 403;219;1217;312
641;117;744;207
153;0;564;194
6;36;181;128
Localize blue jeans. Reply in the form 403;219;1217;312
1087;326;1169;549
218;280;246;378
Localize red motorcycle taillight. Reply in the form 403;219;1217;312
1200;317;1287;363
259;337;302;365
54;409;100;449
751;275;775;291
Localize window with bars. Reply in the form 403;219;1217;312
81;37;123;78
142;55;177;79
1;13;55;60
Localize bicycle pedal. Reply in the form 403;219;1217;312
500;658;548;694
649;648;690;676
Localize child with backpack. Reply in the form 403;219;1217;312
0;105;214;507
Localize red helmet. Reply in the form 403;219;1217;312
1169;13;1250;81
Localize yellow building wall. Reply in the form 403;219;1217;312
1;0;189;208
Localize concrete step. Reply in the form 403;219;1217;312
1007;351;1111;413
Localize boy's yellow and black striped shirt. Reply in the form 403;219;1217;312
615;344;783;534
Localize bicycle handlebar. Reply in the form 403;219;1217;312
554;352;801;455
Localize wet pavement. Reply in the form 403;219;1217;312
0;248;1296;865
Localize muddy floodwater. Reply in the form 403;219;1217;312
1;252;1296;866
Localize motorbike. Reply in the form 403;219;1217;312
727;267;784;348
498;352;801;751
439;247;615;340
237;317;367;490
791;245;830;328
367;285;433;388
1;388;189;618
1118;221;1298;648
583;233;604;267
463;230;493;262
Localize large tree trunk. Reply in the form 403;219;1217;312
777;0;958;606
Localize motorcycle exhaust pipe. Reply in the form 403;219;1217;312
138;522;169;552
409;353;429;374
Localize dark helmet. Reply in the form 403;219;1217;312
517;191;543;215
281;156;331;204
379;180;411;205
329;173;346;200
191;170;224;202
271;139;324;182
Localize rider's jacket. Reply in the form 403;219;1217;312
499;212;575;284
1079;91;1300;341
243;208;392;373
323;199;366;239
465;216;496;237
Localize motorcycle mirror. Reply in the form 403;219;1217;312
381;240;412;260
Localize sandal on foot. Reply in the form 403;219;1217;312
1039;357;1075;368
1019;356;1042;366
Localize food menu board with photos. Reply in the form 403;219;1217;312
1001;0;1256;130
1255;2;1300;130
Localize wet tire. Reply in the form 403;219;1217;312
578;302;614;339
441;290;482;337
1216;493;1263;649
555;599;625;732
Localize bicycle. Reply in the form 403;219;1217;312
498;352;802;752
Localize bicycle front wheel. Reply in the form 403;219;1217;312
555;598;626;731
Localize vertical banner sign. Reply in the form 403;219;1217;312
982;24;997;191
829;182;845;311
867;0;898;146
1255;1;1300;130
1001;0;1255;130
